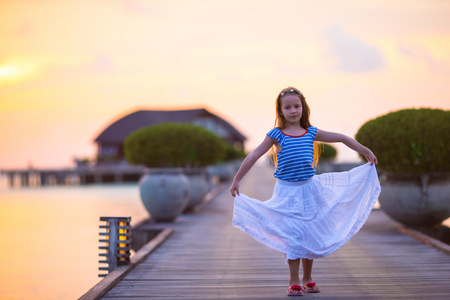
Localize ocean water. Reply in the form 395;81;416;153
0;176;149;300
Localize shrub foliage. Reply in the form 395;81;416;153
224;143;247;161
355;108;450;174
318;143;337;161
124;122;227;168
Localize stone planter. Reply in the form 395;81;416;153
183;168;209;211
138;168;190;222
379;173;450;226
207;163;235;182
230;158;245;173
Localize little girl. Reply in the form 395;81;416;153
230;87;381;297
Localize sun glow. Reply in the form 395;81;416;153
0;65;20;76
0;64;36;82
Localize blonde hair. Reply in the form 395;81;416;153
269;87;321;168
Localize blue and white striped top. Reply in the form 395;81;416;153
267;126;318;182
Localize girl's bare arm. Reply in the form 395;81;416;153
230;135;274;196
316;129;378;165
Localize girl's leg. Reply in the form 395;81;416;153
288;259;301;286
301;258;313;283
287;259;302;295
302;259;320;292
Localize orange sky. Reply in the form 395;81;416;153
1;0;449;169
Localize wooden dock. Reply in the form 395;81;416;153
1;165;146;187
85;164;450;299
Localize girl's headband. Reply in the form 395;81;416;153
280;88;303;97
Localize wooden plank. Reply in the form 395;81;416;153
79;228;173;300
99;165;450;300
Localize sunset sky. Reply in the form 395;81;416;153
1;0;449;169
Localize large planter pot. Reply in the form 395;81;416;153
138;168;190;222
207;163;235;182
183;168;209;211
230;158;245;173
379;173;450;226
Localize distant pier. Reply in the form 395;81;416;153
1;165;146;187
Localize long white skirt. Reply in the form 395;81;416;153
232;162;381;261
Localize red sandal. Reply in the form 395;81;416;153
287;284;303;296
302;282;320;293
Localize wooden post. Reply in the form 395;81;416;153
7;173;14;187
40;173;46;186
20;172;29;187
98;217;131;277
94;172;102;184
114;172;123;183
79;171;86;185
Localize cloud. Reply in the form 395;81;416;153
398;43;446;73
325;24;385;73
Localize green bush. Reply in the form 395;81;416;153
318;143;337;161
355;108;450;174
124;122;227;168
224;143;247;161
